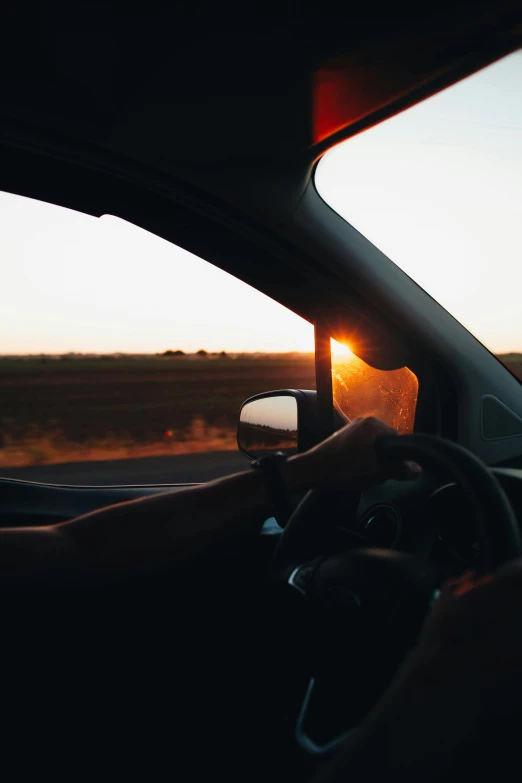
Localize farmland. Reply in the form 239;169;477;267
0;354;315;467
0;352;520;469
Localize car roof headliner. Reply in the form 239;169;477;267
1;0;520;223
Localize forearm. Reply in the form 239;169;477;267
0;417;412;576
0;525;75;574
69;468;275;570
28;452;312;573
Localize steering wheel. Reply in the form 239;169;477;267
269;434;522;755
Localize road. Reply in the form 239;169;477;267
1;450;250;486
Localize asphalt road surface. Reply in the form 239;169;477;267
1;450;250;486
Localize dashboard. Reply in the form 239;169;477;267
342;466;522;569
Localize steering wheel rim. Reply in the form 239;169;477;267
269;434;522;756
274;433;521;572
376;434;521;570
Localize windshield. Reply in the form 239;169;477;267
316;51;522;382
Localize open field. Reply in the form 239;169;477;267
0;354;315;468
0;353;519;470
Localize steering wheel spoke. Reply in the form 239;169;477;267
270;433;522;755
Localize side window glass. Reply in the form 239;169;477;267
0;192;314;485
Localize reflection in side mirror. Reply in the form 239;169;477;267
238;395;298;459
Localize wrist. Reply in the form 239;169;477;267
279;453;316;493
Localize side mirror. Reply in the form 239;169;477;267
237;390;319;460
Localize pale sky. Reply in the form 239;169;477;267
240;395;298;431
0;197;314;354
1;50;520;355
316;50;522;354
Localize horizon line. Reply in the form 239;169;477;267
0;350;316;357
1;349;521;359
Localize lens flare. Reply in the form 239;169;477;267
331;338;355;358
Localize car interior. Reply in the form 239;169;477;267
1;2;522;779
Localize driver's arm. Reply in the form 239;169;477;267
0;417;418;575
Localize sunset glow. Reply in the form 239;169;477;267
331;339;356;359
0;196;314;355
331;348;419;434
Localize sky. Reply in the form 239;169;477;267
1;50;520;355
316;50;522;354
0;197;314;354
240;395;298;431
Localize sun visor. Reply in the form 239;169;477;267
311;4;520;155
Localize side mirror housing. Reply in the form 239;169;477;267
237;389;319;460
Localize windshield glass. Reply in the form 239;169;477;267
316;51;522;382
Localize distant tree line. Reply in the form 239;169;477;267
161;349;229;358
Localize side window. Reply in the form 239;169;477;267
0;192;314;485
331;340;418;433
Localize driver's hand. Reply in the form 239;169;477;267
410;558;522;681
291;416;421;490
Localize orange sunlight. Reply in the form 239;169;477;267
331;338;356;359
331;338;418;433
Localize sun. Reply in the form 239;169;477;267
331;338;355;359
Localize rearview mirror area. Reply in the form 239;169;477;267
237;389;319;460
